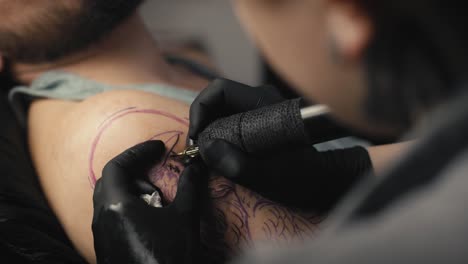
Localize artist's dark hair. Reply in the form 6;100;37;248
359;0;468;130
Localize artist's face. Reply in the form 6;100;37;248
233;0;394;134
0;0;143;63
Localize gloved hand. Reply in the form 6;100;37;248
92;140;205;264
189;78;285;140
190;79;372;212
201;139;371;212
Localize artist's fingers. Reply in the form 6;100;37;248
135;179;159;195
189;79;284;139
199;139;249;180
99;141;166;200
172;162;207;213
189;79;228;139
107;140;166;175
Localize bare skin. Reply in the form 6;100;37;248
368;143;414;175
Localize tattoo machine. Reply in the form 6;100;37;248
173;98;352;161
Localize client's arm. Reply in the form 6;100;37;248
28;90;321;264
203;177;321;261
152;156;320;262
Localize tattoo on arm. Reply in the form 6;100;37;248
209;178;322;253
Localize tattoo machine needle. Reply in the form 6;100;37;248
171;145;200;159
172;99;347;162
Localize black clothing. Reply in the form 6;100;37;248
0;90;86;264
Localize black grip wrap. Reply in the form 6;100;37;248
198;98;308;154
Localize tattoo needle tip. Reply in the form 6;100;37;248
170;145;200;159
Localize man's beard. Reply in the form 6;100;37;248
0;0;143;63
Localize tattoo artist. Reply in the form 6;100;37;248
92;0;468;263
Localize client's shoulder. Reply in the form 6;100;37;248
27;89;190;262
70;89;189;119
30;89;189;136
28;89;190;186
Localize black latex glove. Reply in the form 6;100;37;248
190;79;372;212
92;140;205;264
202;139;372;212
189;78;285;140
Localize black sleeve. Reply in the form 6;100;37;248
0;91;86;264
314;147;373;211
299;146;373;213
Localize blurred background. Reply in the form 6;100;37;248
140;0;262;86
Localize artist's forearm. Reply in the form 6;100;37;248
367;141;415;175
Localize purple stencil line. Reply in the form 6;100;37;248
149;131;182;168
97;107;137;129
148;130;183;141
88;107;189;188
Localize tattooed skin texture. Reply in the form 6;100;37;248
89;107;322;262
209;178;322;253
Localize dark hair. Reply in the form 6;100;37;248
360;0;468;131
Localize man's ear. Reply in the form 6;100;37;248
326;1;373;62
